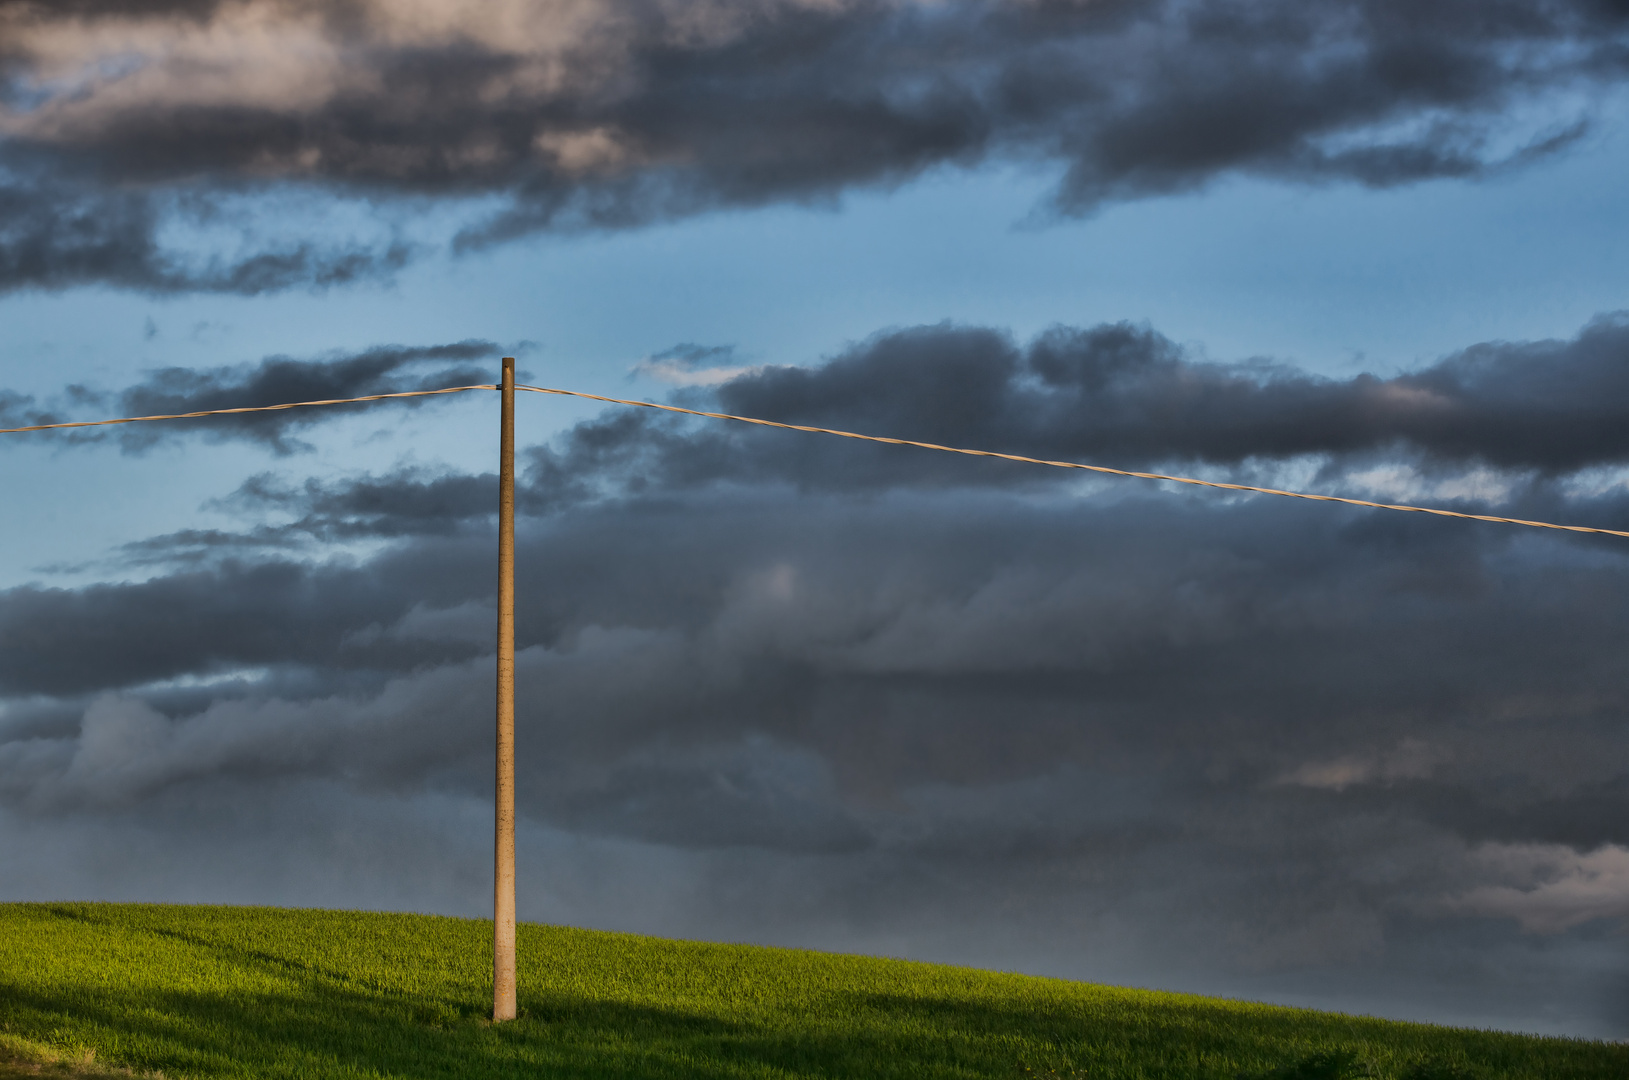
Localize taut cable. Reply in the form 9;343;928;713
515;383;1629;540
0;384;499;435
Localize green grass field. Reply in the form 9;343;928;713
0;903;1621;1079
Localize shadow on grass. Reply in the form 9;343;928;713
5;910;1626;1080
825;991;1624;1080
9;981;1622;1080
27;904;413;992
2;978;769;1080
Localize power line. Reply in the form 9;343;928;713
0;384;498;435
1;379;1625;540
514;384;1629;541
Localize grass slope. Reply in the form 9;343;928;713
0;903;1621;1079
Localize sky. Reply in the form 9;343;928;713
2;0;1628;1041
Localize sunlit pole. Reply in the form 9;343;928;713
493;356;518;1022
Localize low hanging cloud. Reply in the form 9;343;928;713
2;0;1627;290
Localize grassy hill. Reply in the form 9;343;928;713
0;903;1621;1079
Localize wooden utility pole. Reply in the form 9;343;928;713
493;356;518;1022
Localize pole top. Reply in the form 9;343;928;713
502;356;515;371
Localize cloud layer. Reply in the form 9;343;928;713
525;314;1629;506
2;0;1627;290
3;314;1628;1035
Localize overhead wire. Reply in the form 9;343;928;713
0;384;498;435
1;379;1625;540
514;384;1629;541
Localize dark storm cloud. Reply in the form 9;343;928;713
0;542;494;697
523;314;1629;501
9;484;1629;830
3;0;1627;289
717;311;1629;475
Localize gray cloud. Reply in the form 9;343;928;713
0;173;412;294
2;0;1627;289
